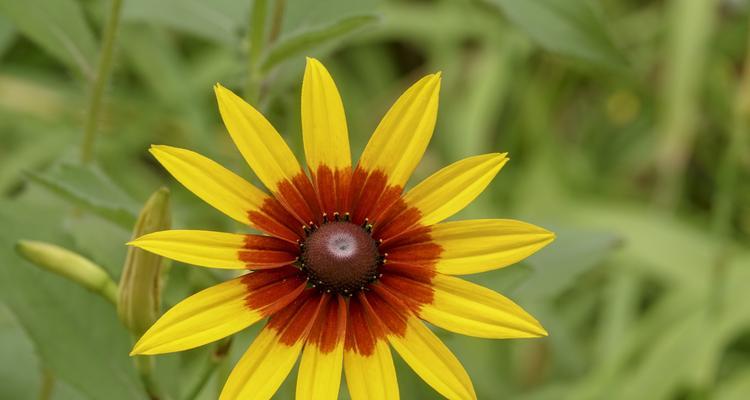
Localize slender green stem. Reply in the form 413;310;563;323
707;14;750;315
245;0;286;104
38;368;55;400
246;0;268;103
133;355;163;400
268;0;286;44
184;338;233;400
652;0;715;208
80;0;124;164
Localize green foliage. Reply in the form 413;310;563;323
0;0;96;77
488;0;627;70
26;163;139;228
1;0;749;399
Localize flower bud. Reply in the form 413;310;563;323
118;187;171;337
16;240;118;304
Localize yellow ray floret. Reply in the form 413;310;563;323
131;276;262;355
128;230;248;269
432;219;555;275
419;274;547;338
344;340;399;400
387;316;476;400
220;326;306;400
214;83;305;194
149;145;269;226
402;153;508;226
302;57;351;171
296;339;345;400
358;72;441;187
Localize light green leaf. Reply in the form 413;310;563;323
0;13;14;58
488;0;627;69
121;0;247;44
513;226;621;300
261;15;377;72
0;201;147;400
26;163;139;229
0;0;96;77
281;0;378;37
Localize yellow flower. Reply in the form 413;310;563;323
128;58;554;400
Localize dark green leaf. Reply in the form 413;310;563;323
514;226;621;300
262;15;377;72
0;0;96;76
0;200;147;400
121;0;247;44
26;163;139;229
488;0;627;69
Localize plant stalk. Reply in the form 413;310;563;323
80;0;124;164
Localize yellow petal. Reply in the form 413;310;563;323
344;340;399;400
214;84;304;193
128;230;298;270
131;276;262;355
419;274;547;338
403;153;507;225
357;73;441;188
220;326;304;400
376;153;509;236
387;316;476;400
296;296;346;400
149;145;270;226
432;219;555;275
302;57;351;171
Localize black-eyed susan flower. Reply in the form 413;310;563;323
129;58;554;400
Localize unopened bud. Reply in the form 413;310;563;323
118;187;171;336
16;240;118;304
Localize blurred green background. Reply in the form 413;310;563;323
1;0;749;399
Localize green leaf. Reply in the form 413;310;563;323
0;200;147;400
0;0;96;77
261;15;377;72
488;0;627;69
0;13;14;58
26;163;139;229
513;226;621;300
0;304;86;400
281;0;378;37
121;0;247;44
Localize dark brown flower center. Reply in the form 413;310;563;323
300;221;381;295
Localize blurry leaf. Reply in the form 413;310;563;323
0;303;43;400
0;303;87;400
26;163;139;229
0;200;147;400
0;0;96;77
121;0;246;44
487;0;627;69
64;213;130;278
0;130;71;193
513;226;621;300
0;13;14;58
281;0;378;37
119;25;193;107
716;367;750;400
262;15;377;72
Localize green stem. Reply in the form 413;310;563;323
268;0;286;44
245;0;285;104
652;0;715;208
80;0;124;164
38;368;55;400
134;355;162;400
707;13;750;314
246;0;268;103
184;338;233;400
